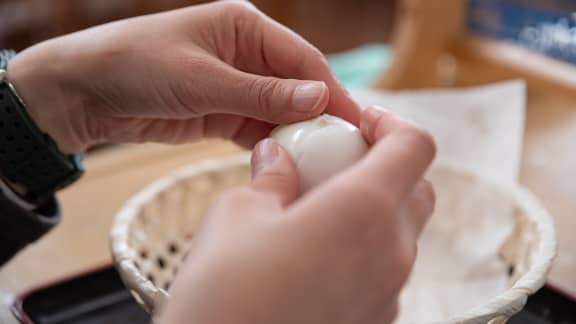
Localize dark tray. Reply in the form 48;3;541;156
509;283;576;324
11;266;576;323
12;266;149;324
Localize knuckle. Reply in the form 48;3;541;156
167;54;221;114
286;41;329;77
421;180;436;213
409;180;436;223
309;48;329;66
219;0;258;16
299;48;330;74
247;77;283;119
400;124;437;159
84;115;110;144
394;243;417;281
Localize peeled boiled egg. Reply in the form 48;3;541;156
270;114;368;193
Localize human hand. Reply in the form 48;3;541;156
6;1;358;153
159;107;436;324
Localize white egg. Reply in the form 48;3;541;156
270;114;368;193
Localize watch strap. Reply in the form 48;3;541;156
0;50;83;201
0;190;60;266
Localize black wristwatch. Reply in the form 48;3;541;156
0;50;83;203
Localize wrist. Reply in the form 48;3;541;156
6;45;92;154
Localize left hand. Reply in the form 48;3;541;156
6;1;359;153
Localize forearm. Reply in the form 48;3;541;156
0;50;69;266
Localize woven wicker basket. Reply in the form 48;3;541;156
110;154;556;323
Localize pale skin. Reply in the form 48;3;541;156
6;1;436;323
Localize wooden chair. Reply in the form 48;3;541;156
375;0;576;296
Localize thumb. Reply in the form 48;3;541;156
250;139;300;206
224;70;329;123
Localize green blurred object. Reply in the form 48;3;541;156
326;43;391;90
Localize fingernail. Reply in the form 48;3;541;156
292;82;327;112
252;139;279;176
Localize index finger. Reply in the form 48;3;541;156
355;107;437;201
227;2;361;124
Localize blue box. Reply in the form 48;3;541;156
467;0;576;64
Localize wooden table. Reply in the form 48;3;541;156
1;92;576;322
0;140;242;323
522;91;576;292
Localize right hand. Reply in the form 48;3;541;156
160;107;436;324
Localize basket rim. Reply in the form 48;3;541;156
429;162;557;323
109;154;557;322
109;154;251;314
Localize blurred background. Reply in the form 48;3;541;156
0;0;396;54
2;1;576;323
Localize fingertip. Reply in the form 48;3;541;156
361;105;404;143
326;89;362;126
251;139;299;206
360;106;380;141
361;106;387;143
404;179;436;238
251;138;279;177
413;180;436;220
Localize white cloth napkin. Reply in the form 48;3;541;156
353;80;525;184
352;81;526;323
